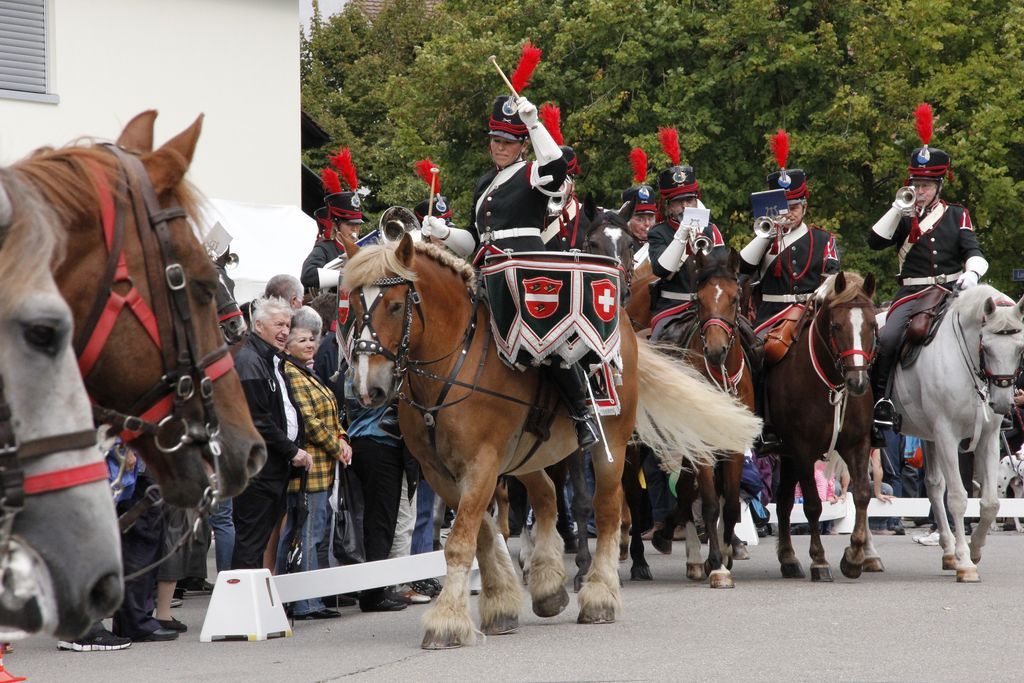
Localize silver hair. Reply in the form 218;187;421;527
288;306;323;341
264;274;303;303
252;296;293;326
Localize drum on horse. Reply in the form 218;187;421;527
0;171;122;639
12;111;265;507
339;234;759;649
888;285;1024;581
767;271;880;581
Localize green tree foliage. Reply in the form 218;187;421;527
302;0;1024;297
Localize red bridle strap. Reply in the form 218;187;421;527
77;161;162;377
24;461;108;496
117;352;234;442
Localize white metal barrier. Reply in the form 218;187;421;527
201;550;481;643
764;497;1024;534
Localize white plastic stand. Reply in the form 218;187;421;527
200;569;292;642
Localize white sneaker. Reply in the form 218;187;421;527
914;530;940;546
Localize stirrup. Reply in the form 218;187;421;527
754;429;782;455
872;398;899;430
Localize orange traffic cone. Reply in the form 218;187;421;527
0;643;26;683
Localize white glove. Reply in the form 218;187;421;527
892;198;915;217
956;270;979;290
515;96;537;126
672;226;689;244
420;215;450;240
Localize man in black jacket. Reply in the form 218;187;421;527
231;297;313;569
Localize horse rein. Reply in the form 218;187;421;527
75;145;232;505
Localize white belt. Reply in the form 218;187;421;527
661;291;696;301
898;271;962;286
762;293;812;303
480;227;541;242
540;221;561;244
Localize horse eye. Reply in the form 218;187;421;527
22;322;60;356
387;301;403;316
191;280;215;304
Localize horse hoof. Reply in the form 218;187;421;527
709;569;734;589
421;632;465;650
810;565;833;582
573;573;585;593
577;604;616;624
780;562;805;579
732;544;750;561
618;545;628;562
686;563;706;581
862;557;885;573
481;613;519;636
942;554;956;571
956;567;980;583
840;554;862;579
652;535;672;555
630;565;653;581
532;586;570;618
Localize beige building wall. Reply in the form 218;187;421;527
0;0;300;205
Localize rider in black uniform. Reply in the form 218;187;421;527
868;105;988;445
421;95;599;448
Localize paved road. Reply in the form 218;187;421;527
10;530;1024;682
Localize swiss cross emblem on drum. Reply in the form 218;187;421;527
590;278;617;323
337;290;350;325
522;276;563;319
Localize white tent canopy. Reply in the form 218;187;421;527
196;198;317;303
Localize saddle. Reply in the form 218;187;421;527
899;286;952;369
763;305;810;366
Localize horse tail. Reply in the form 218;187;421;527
634;338;762;471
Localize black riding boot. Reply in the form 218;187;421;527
548;364;600;449
752;372;782;454
869;358;898;447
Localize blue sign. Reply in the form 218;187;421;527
1013;268;1024;282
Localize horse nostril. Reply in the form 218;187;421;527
88;573;123;617
247;443;267;477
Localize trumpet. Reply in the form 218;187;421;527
684;224;713;255
894;186;917;212
374;206;422;245
753;216;776;239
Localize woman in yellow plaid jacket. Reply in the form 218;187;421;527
275;307;352;620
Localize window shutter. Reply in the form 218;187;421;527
0;0;46;94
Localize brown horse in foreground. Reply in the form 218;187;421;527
664;249;755;588
768;271;880;581
342;236;760;648
12;112;264;506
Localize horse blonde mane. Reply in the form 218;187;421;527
344;240;476;293
815;271;870;306
0;168;65;314
12;143;202;228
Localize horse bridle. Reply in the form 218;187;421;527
809;301;877;390
75;144;233;501
955;306;1024;400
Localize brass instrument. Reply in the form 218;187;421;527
689;228;712;255
377;206;422;245
894;186;917;212
753;216;776;239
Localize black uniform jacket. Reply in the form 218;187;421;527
648;220;727;313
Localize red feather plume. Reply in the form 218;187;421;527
539;103;563;145
320;168;342;195
414;158;440;193
658;127;680;166
915;103;933;145
771;129;790;169
510;41;542;93
629;147;648;184
329;147;359;192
